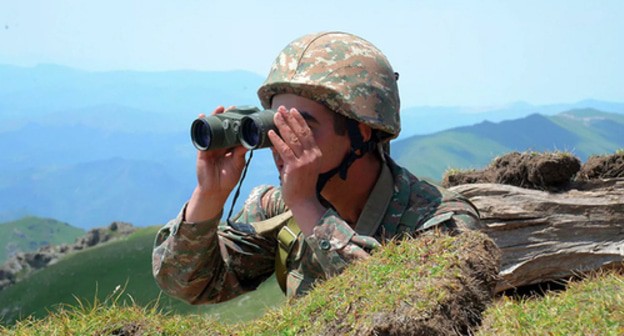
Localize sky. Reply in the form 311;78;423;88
1;0;623;107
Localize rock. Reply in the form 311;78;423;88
25;252;55;269
0;269;15;289
0;221;137;291
450;178;624;292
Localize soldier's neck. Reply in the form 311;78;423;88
322;154;382;226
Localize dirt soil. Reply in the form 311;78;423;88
98;322;145;336
577;152;624;180
443;151;583;190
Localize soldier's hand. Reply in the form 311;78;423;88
187;106;248;222
268;106;325;236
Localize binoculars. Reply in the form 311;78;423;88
190;106;277;151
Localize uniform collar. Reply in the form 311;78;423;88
353;159;394;236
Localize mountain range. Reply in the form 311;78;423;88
397;100;624;139
1;64;623;229
393;109;624;180
1;63;623;327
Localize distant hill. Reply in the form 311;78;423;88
0;139;277;228
0;64;275;228
1;64;623;228
0;158;192;228
398;100;624;139
0;64;264;127
0;217;84;264
0;226;284;325
393;109;624;181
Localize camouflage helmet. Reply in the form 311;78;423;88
257;31;401;141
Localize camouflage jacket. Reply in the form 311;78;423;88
152;157;482;303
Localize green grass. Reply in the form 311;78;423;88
2;229;622;335
1;231;500;335
477;271;624;335
0;226;285;326
0;216;84;264
3;266;622;335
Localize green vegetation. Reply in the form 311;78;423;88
443;167;477;178
0;216;84;263
3;272;622;336
444;166;478;175
1;231;499;335
0;226;285;325
549;109;624;156
244;232;496;335
478;271;624;335
3;232;621;335
395;131;509;180
553;150;575;158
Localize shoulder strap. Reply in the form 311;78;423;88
275;216;301;293
252;210;293;235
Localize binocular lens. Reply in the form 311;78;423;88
240;109;276;149
191;119;212;150
241;119;261;149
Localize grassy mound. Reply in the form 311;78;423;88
6;267;622;335
1;230;500;335
478;270;624;335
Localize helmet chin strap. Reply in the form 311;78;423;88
315;119;376;197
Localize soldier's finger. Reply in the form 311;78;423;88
274;109;303;157
283;108;307;138
268;130;297;162
210;106;226;116
288;108;315;148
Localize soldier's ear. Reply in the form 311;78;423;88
357;123;373;142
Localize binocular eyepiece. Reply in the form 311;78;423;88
190;106;277;151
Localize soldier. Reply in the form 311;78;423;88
152;32;482;302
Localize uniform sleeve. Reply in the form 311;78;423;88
417;196;483;235
151;186;283;304
303;208;382;278
294;182;482;280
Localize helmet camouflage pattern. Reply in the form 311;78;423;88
257;31;401;141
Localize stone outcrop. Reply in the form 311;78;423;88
446;151;624;292
451;179;624;292
0;222;135;291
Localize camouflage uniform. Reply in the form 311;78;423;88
152;32;482;303
152;155;481;303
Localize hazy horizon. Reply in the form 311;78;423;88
1;1;623;107
3;62;623;111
